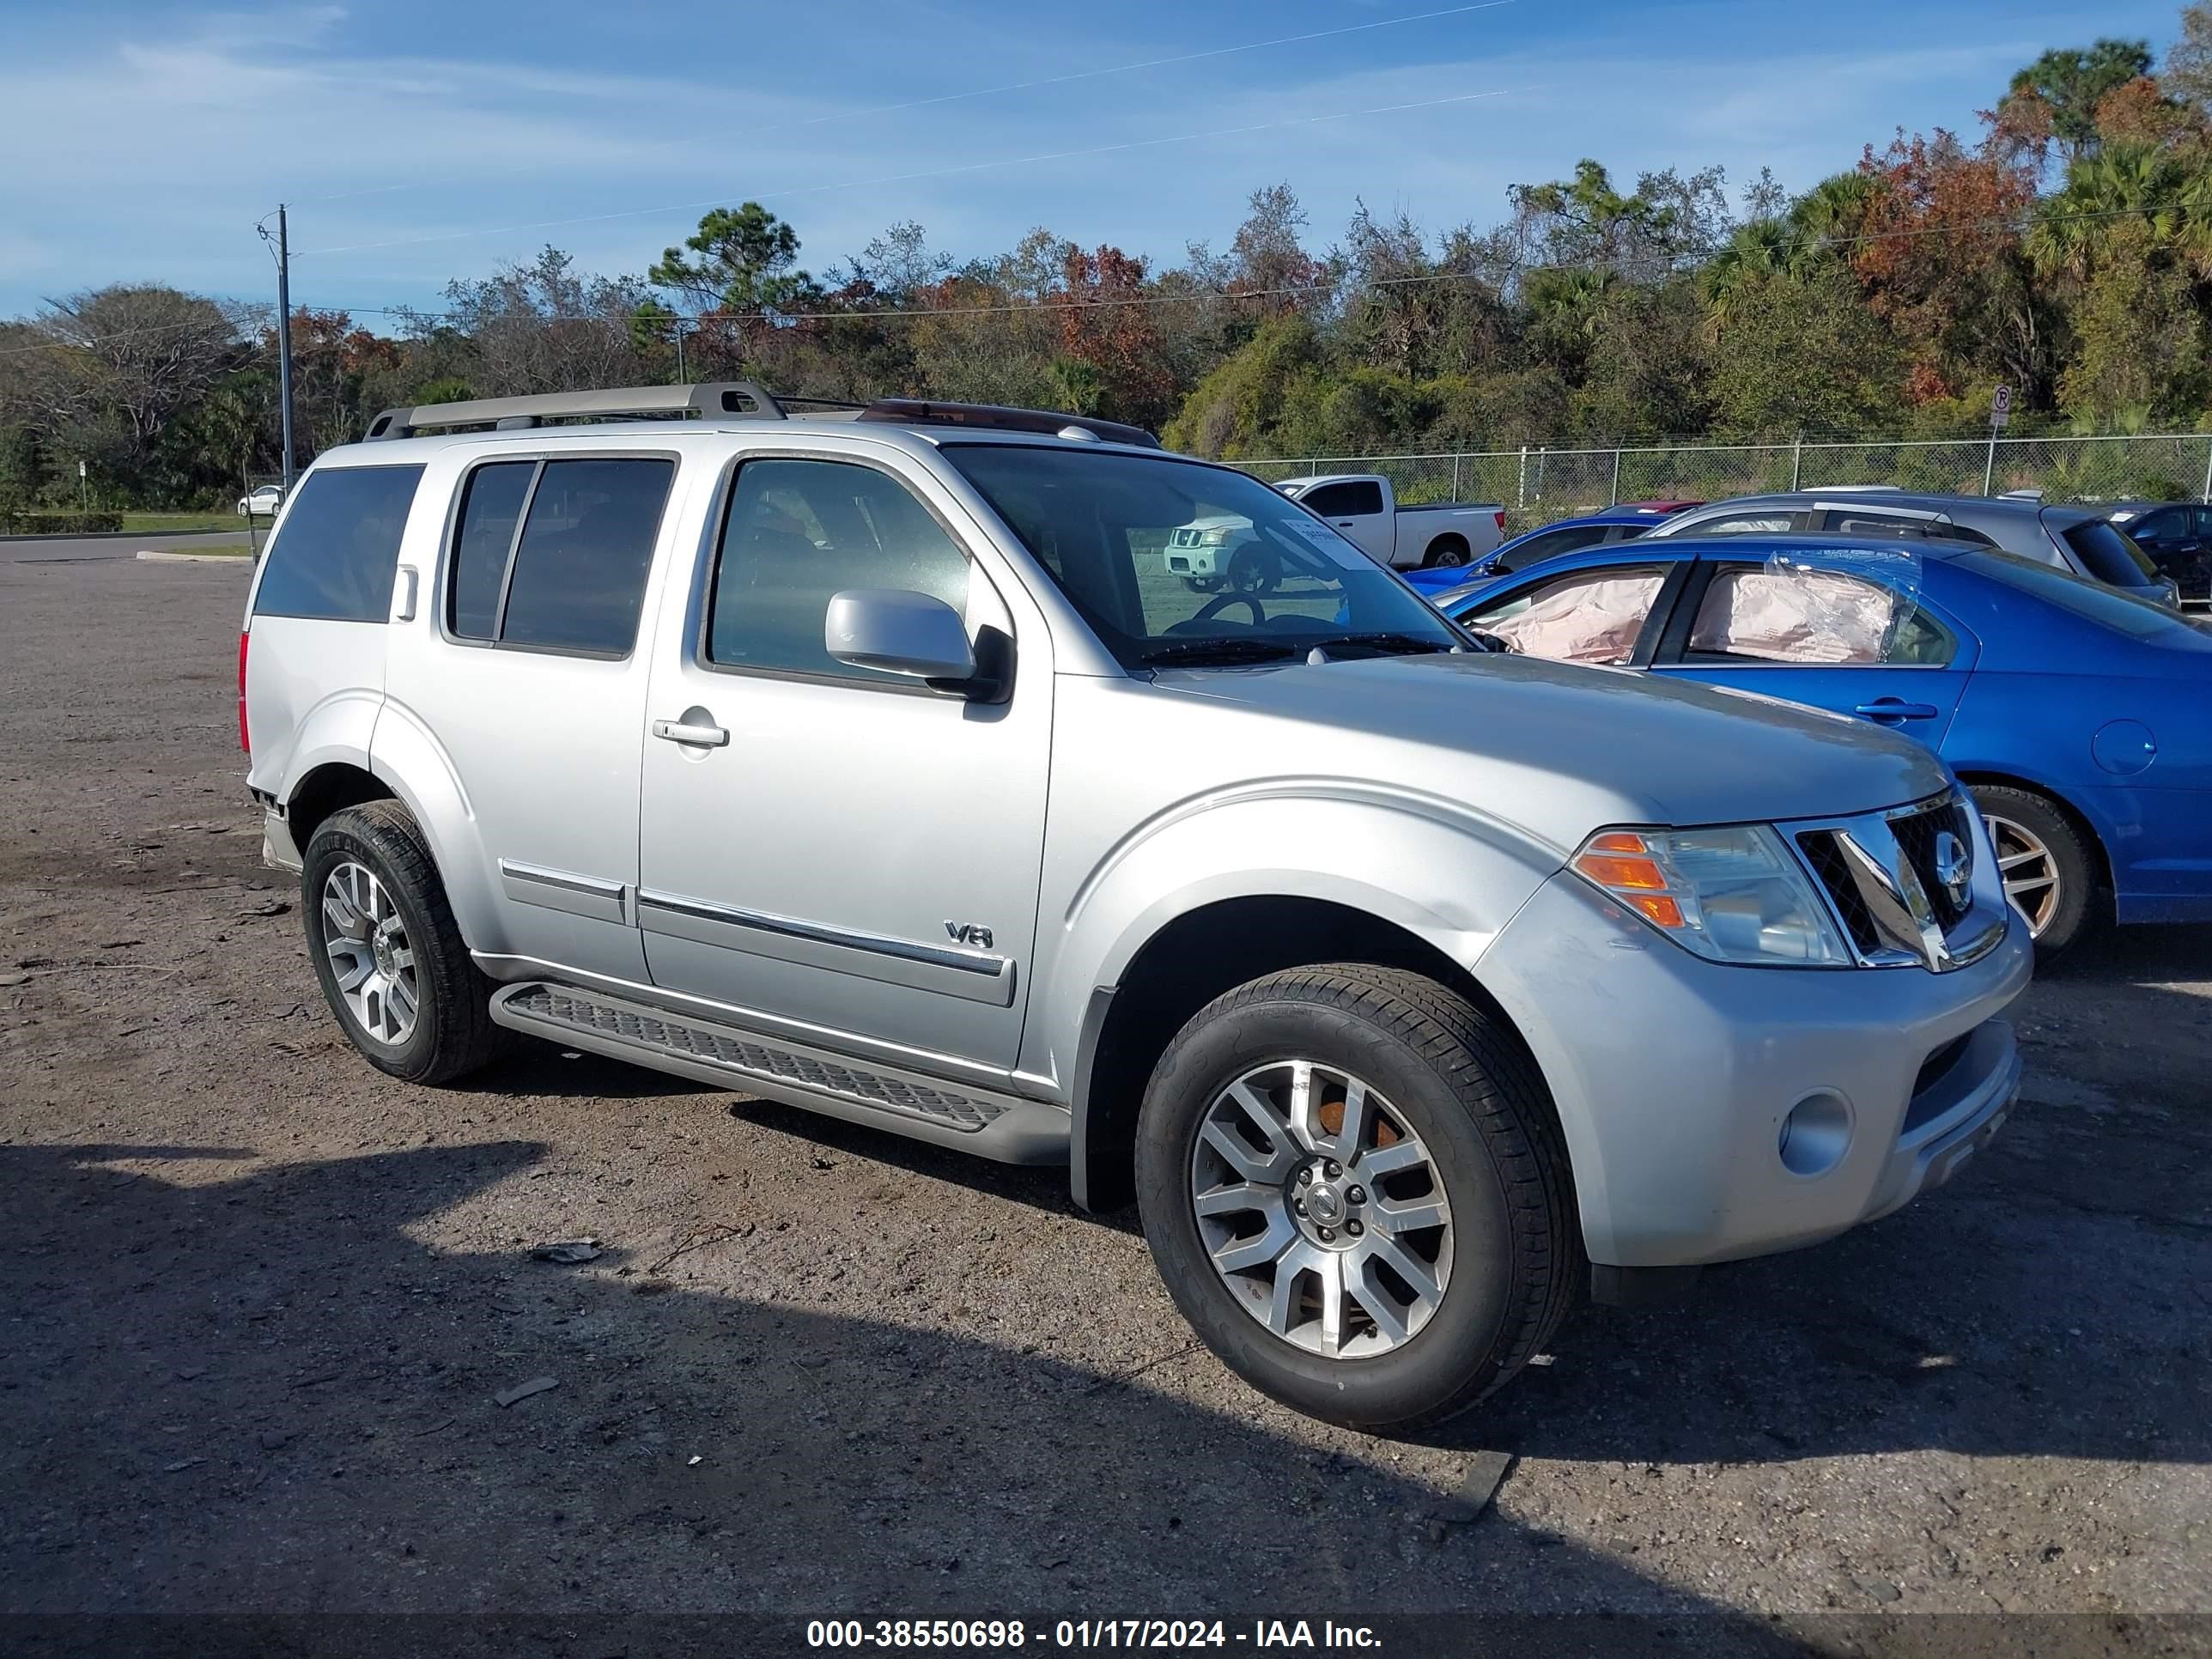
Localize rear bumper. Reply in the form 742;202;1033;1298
1476;870;2031;1268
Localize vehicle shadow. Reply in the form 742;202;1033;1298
0;1142;1823;1656
2042;920;2212;985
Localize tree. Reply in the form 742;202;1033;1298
1708;265;1902;437
1999;39;2155;161
649;204;819;318
412;247;659;396
2166;2;2212;114
4;286;252;496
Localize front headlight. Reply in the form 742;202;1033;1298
1198;528;1235;547
1571;824;1850;966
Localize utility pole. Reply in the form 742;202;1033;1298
276;204;296;491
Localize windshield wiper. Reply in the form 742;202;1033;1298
1135;636;1304;667
1297;631;1459;659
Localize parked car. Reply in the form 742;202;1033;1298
1401;501;1703;595
1273;472;1505;569
1435;533;2212;957
2102;501;2212;608
236;483;284;518
243;381;2027;1431
1645;490;2180;608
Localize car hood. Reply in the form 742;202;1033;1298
1151;649;1952;836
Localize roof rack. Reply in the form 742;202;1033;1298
362;382;1162;449
857;398;1161;449
363;381;787;441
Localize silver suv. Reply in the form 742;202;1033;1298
240;384;2029;1430
1650;489;2180;606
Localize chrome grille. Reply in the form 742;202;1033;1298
1792;790;2007;972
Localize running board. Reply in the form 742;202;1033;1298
489;982;1069;1166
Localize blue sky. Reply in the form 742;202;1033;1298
0;0;2190;322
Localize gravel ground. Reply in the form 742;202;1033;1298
2;549;2209;1655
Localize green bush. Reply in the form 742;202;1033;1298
2;508;125;534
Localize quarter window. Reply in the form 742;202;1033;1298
1686;565;1954;665
1684;511;1805;535
444;457;673;656
252;465;424;623
708;459;971;684
1460;565;1668;666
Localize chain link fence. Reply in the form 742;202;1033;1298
1241;434;2212;532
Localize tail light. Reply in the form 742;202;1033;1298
237;630;250;754
1493;509;1507;535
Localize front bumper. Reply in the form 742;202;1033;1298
1476;869;2031;1268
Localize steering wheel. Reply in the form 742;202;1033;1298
1191;592;1267;626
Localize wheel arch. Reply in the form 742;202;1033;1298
1067;894;1568;1219
1952;767;2115;896
1422;532;1471;567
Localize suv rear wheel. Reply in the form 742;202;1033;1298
301;800;501;1085
1134;964;1575;1431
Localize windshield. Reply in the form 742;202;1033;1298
944;446;1462;666
2058;517;2160;586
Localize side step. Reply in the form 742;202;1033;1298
489;981;1069;1166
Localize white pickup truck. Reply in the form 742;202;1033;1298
1276;473;1506;570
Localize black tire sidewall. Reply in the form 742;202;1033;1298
1970;784;2094;958
1136;991;1525;1429
301;813;453;1080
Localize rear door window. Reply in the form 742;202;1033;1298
443;456;674;656
1675;509;1808;536
1301;481;1386;518
252;465;424;622
1686;564;1954;665
1498;523;1609;573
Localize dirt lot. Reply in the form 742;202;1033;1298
3;544;2209;1655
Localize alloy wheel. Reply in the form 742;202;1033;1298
1188;1059;1453;1358
1981;811;2060;939
321;860;420;1046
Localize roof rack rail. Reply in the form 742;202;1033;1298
856;398;1161;449
363;381;787;441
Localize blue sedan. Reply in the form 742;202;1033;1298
1433;534;2212;957
1400;504;1692;596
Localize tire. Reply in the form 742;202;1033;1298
1225;545;1282;594
1420;535;1470;569
1967;783;2100;963
301;800;501;1085
1134;963;1577;1431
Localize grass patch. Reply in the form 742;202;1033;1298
118;512;240;533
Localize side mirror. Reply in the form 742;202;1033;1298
824;588;978;686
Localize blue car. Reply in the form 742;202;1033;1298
1434;533;2212;957
1399;504;1690;596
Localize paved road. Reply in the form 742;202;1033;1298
0;529;253;566
1;550;2208;1651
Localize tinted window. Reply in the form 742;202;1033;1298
947;446;1459;667
2193;507;2212;538
1824;512;1933;539
708;459;971;684
1499;523;1608;574
1460;566;1667;666
447;461;535;640
2060;519;2158;586
1686;565;1954;666
495;459;672;655
252;465;423;623
2129;507;2188;543
1301;480;1386;518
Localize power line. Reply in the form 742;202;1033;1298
295;83;1540;257
299;0;1516;207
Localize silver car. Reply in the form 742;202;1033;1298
240;384;2028;1431
1649;488;2180;607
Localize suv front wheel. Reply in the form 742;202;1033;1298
1134;964;1576;1431
301;800;500;1085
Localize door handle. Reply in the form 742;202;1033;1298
393;566;418;623
652;717;729;747
1853;699;1939;722
1334;520;1356;528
